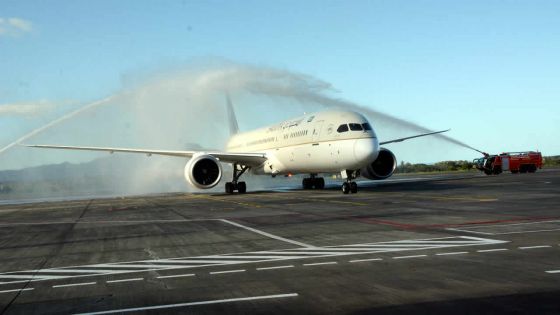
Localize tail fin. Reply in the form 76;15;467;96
226;92;239;135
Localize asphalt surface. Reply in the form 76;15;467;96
0;170;559;314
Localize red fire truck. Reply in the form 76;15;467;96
473;151;543;175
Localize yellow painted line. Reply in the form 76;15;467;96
259;194;368;207
190;195;262;208
304;198;368;206
406;195;498;202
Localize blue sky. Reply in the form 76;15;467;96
1;0;559;169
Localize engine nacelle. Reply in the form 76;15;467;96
184;154;222;189
360;148;397;180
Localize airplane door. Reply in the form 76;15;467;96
312;121;324;142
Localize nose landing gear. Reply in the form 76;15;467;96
341;170;359;194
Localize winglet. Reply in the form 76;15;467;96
226;92;239;136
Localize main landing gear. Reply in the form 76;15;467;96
302;174;325;190
341;170;358;194
225;163;249;194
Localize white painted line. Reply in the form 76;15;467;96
94;264;190;268
256;265;294;271
518;245;552;250
257;251;360;255
220;219;315;248
477;248;508;253
156;273;195;279
303;261;337;266
73;293;299;314
349;258;383;263
106;278;143;283
40;269;118;274
545;270;560;274
209;269;246;275
145;259;254;264
445;228;495;235
0;275;66;280
53;282;96;288
436;251;469;256
493;228;560;235
0;288;34;294
393;255;427;259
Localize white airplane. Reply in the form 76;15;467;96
26;97;448;194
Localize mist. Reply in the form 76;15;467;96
0;59;478;199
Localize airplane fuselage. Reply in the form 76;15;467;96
226;110;380;175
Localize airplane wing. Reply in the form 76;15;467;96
23;144;267;166
379;129;450;146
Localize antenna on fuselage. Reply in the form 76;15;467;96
225;92;239;136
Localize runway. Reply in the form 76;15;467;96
0;170;559;314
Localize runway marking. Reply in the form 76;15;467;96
436;251;469;256
0;236;505;285
219;219;315;248
156;274;195;279
303;261;337;266
209;269;245;275
518;245;551;250
256;265;294;270
73;293;299;315
393;255;427;259
477;248;508;253
546;270;560;274
445;228;494;235
106;278;143;283
192;195;262;208
53;282;96;288
0;288;34;294
349;258;383;263
447;220;560;235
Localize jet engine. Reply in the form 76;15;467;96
184;154;222;189
360;148;397;180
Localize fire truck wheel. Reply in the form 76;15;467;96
528;165;537;173
484;170;493;175
511;169;519;174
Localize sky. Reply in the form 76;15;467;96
1;0;559;170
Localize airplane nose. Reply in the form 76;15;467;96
353;138;379;165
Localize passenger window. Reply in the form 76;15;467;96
337;124;349;133
349;123;363;131
362;123;372;131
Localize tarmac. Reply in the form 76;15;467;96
0;170;559;314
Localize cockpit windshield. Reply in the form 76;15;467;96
349;123;363;131
362;123;372;131
337;124;349;133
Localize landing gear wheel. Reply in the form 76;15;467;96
316;178;325;189
342;182;350;194
350;182;358;194
237;181;247;193
225;182;234;194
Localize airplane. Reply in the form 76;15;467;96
25;96;448;194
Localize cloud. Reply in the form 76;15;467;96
0;17;33;37
0;100;60;117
